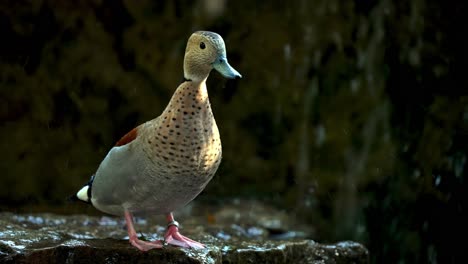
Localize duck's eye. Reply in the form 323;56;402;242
200;42;206;49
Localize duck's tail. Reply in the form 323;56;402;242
67;174;95;204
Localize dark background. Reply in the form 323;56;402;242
1;1;467;263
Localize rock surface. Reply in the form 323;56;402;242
0;202;368;263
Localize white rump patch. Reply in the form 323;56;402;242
76;186;89;202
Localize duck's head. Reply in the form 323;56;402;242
184;31;242;82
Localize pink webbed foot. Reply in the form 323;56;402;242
129;235;163;251
125;211;163;251
164;213;205;249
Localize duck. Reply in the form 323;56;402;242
72;31;241;251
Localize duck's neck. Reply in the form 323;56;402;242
183;72;209;83
161;78;211;119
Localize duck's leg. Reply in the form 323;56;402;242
124;210;163;251
163;212;204;249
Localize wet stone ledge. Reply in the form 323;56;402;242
0;202;368;264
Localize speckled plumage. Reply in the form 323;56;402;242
91;80;222;216
74;31;241;250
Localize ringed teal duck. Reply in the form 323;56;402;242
73;31;241;251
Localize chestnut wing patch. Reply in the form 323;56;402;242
115;127;139;146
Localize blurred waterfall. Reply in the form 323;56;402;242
333;0;392;239
296;78;318;208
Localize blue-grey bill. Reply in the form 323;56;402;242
213;57;242;79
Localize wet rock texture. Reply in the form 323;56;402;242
0;202;368;264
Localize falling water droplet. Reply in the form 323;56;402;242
283;44;291;62
434;175;441;186
315;124;326;147
350;78;360;93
